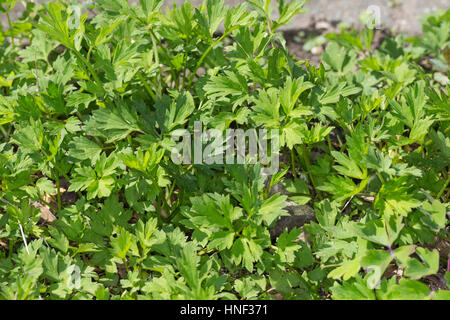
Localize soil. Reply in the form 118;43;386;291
283;22;394;66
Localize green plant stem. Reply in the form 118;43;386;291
55;171;62;212
0;126;9;140
6;11;14;49
54;166;72;190
149;30;162;97
377;172;386;184
166;181;176;205
149;31;160;66
148;28;178;90
182;56;188;88
165;205;180;222
72;50;102;88
160;189;171;216
296;145;318;194
8;238;15;258
101;145;116;151
290;148;297;178
266;15;273;35
198;247;213;256
137;71;156;101
187;30;234;88
87;45;93;61
327;135;333;153
437;176;450;200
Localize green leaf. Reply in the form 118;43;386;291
432;290;450;300
110;228;133;259
420;200;447;231
224;3;257;31
258;193;288;226
361;250;393;289
208;231;235;251
281;120;304;149
231;238;261;272
36;178;56;196
375;177;421;217
251;88;280;127
322;42;357;74
68;136;102;164
177;242;201;293
47;227;69;254
331;275;376;300
234;275;266;299
353;217;403;247
318;175;367;202
363;147;396;176
293;243;314;269
279;76;313;116
136;218;158;249
68;153;119;199
204;71;248;107
187;193;236;231
404;247;439;280
156;91;195;134
331;150;367;179
378;278;431;300
85;102;142;143
328;258;361;281
206;0;228;36
268;269;303;298
393;245;416;267
37;2;87;50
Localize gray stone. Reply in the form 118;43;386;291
268;182;315;239
269;201;315;239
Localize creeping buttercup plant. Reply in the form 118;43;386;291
0;0;449;300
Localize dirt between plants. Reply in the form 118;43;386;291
284;22;393;66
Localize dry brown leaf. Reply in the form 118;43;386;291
359;194;375;202
274;293;284;300
116;263;127;278
435;237;450;259
297;231;310;244
30;201;56;223
0;238;8;250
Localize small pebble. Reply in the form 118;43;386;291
315;21;331;30
311;46;323;55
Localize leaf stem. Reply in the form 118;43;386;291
437;176;450;200
166;181;176;205
296;144;319;196
290;148;296;178
72;50;103;89
0;126;9;140
148;28;178;90
137;71;156;101
149;30;162;97
6;11;15;49
55;172;62;212
187;30;234;88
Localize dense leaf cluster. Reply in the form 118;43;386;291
0;0;449;299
